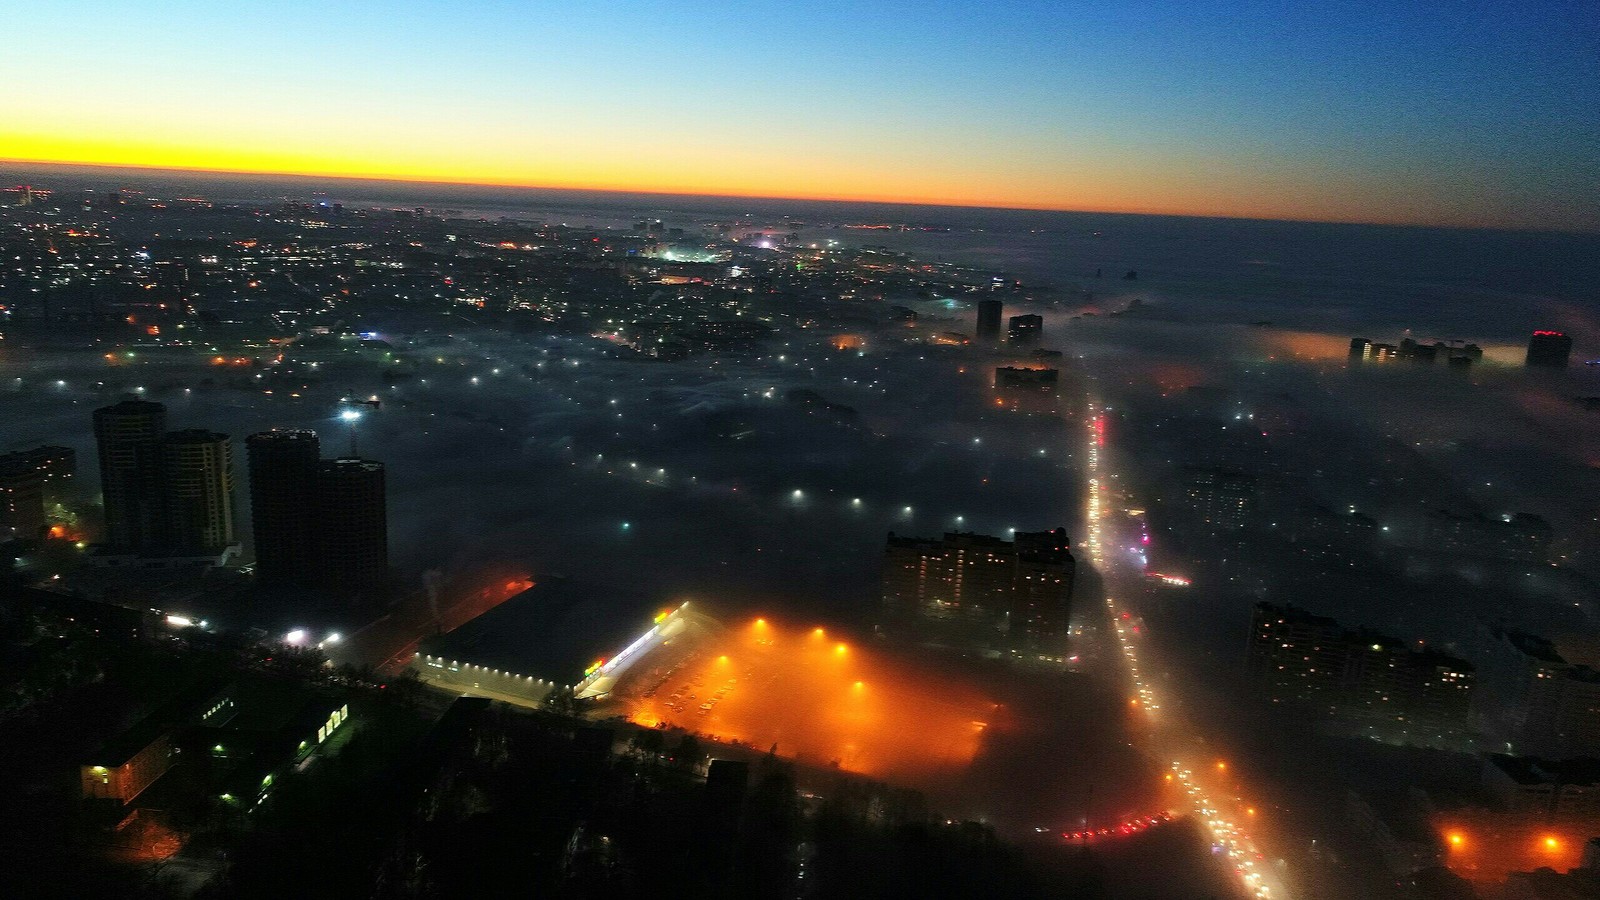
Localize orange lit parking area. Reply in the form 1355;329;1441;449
625;618;997;780
1435;817;1586;884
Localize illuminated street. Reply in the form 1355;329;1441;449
1084;403;1290;900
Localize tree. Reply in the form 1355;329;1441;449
673;734;702;771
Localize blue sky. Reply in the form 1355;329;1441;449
4;0;1597;228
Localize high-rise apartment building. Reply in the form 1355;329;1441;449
246;430;321;586
315;458;388;595
882;529;1074;647
1248;602;1475;749
92;401;239;560
161;430;235;554
93;400;169;552
1007;314;1043;347
0;460;45;540
245;430;388;596
976;299;1003;341
1476;627;1600;759
1527;330;1573;368
0;446;76;503
1181;466;1257;530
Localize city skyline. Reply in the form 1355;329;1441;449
4;0;1597;231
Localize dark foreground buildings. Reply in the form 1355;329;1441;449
246;429;388;597
882;529;1074;656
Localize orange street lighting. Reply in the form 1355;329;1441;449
1448;833;1464;847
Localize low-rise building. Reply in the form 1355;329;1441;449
81;722;175;805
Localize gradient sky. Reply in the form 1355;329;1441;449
4;1;1597;229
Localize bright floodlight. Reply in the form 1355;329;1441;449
324;632;342;644
285;629;307;645
340;409;362;422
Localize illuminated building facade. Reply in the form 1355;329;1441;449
0;445;75;503
994;366;1060;414
994;366;1058;393
881;529;1075;648
1248;602;1475;749
1007;314;1042;346
80;726;175;805
1181;466;1257;530
0;459;45;540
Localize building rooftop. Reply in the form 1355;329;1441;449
418;578;669;685
1256;601;1339;629
1489;755;1600;787
86;677;229;766
1493;627;1567;664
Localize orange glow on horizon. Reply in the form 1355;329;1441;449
0;137;1504;229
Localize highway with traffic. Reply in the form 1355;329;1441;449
1083;401;1290;900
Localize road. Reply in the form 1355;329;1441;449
328;573;534;675
1083;401;1289;900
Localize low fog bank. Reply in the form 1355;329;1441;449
1;328;1078;624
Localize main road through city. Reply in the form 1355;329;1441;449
1082;400;1288;900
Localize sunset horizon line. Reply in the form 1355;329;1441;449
5;155;1583;237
